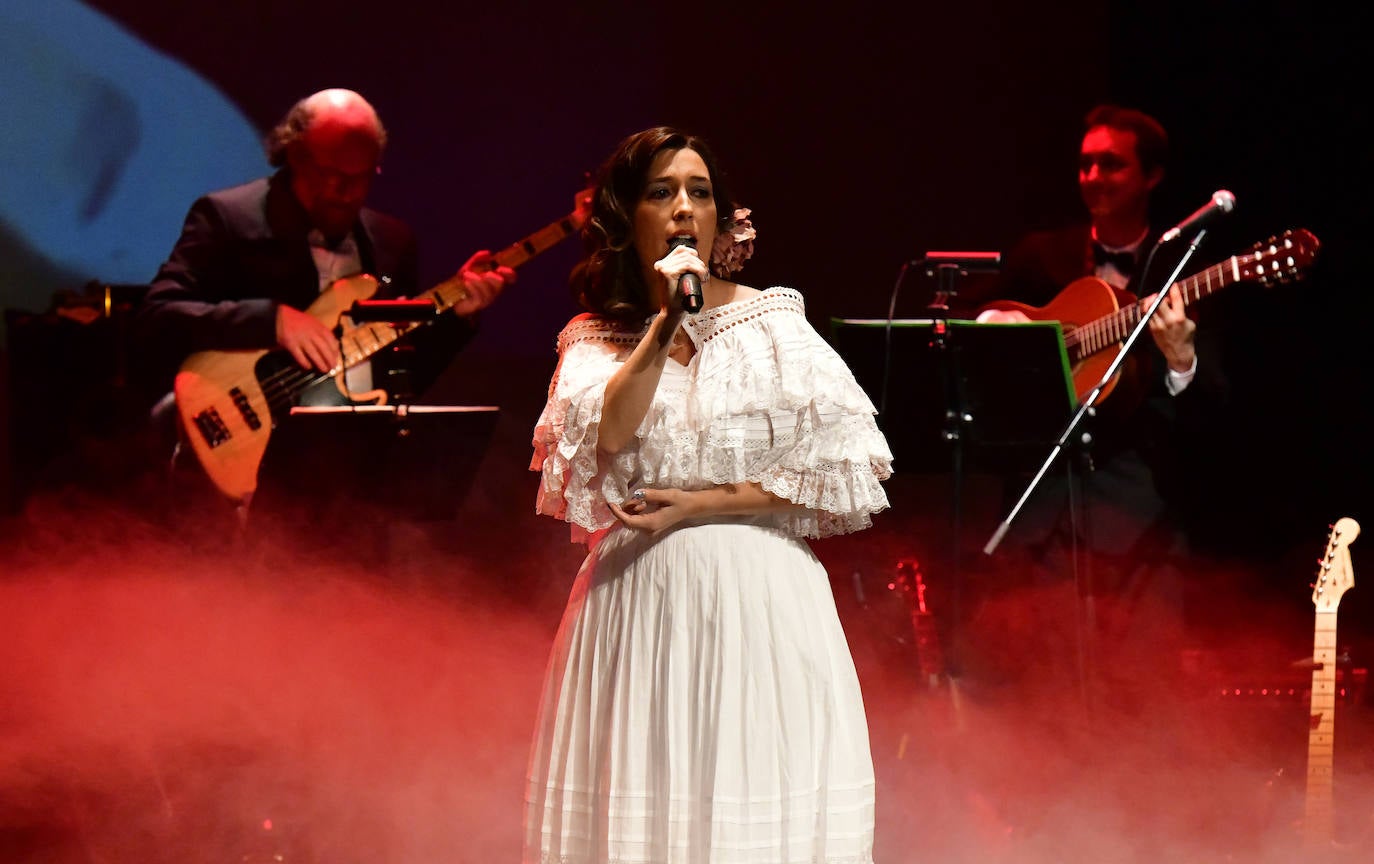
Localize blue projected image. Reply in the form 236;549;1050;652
0;0;264;321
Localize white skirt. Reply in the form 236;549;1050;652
523;518;876;864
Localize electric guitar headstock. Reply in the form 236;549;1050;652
1235;228;1320;287
1313;516;1359;613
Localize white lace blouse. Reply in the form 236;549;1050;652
531;287;893;543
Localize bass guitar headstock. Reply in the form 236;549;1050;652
571;183;594;232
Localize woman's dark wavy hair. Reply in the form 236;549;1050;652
570;126;737;322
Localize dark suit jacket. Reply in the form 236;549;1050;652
134;169;470;402
997;224;1100;308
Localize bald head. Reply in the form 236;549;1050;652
265;88;388;167
268;88;389;239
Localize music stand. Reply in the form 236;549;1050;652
829;317;1076;680
829;318;1076;473
251;404;499;567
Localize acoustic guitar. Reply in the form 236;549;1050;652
979;228;1319;402
1303;516;1359;854
174;189;592;504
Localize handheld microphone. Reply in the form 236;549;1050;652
667;236;703;313
1159;190;1236;243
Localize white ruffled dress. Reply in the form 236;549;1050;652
525;288;893;864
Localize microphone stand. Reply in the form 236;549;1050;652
925;263;965;677
979;227;1211;713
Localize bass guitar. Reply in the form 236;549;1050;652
175;189;592;504
979;228;1319;402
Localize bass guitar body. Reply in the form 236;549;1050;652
174;274;383;504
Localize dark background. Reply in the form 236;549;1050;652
1;0;1369;627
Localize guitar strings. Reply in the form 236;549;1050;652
1062;256;1235;358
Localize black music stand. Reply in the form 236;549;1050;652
251;404;499;567
829;317;1076;680
829;318;1076;474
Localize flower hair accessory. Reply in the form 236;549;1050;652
710;207;756;277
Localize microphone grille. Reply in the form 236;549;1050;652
1214;190;1236;212
667;236;697;250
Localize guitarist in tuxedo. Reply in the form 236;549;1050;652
132;88;515;550
967;104;1229;706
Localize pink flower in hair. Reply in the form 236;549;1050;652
711;207;756;277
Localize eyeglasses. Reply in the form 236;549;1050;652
296;148;381;189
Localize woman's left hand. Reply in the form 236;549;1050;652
608;487;696;534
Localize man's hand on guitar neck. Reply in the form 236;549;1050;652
1143;283;1196;375
447;250;517;317
276;304;342;373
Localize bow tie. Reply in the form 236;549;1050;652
1093;243;1137;276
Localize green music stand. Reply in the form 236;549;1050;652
828;317;1076;475
829;316;1077;681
